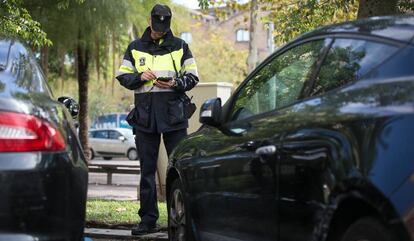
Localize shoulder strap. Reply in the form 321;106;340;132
165;41;184;78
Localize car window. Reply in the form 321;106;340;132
230;40;327;121
31;60;53;98
0;40;10;70
94;131;108;139
310;38;398;97
109;130;122;140
1;42;53;97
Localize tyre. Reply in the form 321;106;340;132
127;148;139;160
340;217;397;241
168;179;194;241
90;149;95;160
103;157;112;160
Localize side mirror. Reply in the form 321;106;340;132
199;98;222;127
58;96;80;119
118;136;126;142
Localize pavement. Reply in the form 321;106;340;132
85;228;168;241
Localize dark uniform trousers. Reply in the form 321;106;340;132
135;128;187;226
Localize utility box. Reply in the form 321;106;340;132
155;82;233;199
186;82;233;134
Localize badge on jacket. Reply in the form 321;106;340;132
139;57;146;66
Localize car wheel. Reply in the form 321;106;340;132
168;179;194;241
103;157;112;160
127;148;139;160
90;149;95;160
340;217;396;241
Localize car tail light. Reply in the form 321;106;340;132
0;111;65;152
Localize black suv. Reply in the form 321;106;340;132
166;16;414;241
0;39;88;240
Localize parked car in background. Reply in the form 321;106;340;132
89;128;138;160
166;16;414;241
0;39;88;240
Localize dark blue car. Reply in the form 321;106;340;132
167;16;414;241
0;39;88;240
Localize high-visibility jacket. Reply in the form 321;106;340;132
116;27;199;133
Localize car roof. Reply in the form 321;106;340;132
297;15;414;43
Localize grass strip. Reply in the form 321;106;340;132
86;199;168;229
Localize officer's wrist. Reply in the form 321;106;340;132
138;73;145;82
172;78;178;87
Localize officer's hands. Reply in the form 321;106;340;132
140;70;156;81
154;79;176;89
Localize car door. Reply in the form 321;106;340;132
108;130;126;155
182;39;331;241
91;130;109;154
276;37;400;241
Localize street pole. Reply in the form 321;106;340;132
267;22;275;55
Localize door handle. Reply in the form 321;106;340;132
255;145;277;156
240;140;260;150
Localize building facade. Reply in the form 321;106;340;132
181;7;274;63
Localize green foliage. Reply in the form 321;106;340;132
0;0;51;46
191;30;248;85
87;199;168;227
56;0;85;9
398;0;414;12
265;0;359;45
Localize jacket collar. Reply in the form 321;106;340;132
141;27;175;48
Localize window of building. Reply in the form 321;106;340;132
180;32;192;44
236;29;249;42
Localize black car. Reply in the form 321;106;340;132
166;15;414;241
0;39;88;240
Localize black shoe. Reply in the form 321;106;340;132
131;223;158;235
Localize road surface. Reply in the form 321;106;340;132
88;157;140;200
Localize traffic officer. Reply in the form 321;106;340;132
116;4;199;236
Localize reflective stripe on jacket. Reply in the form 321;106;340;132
116;27;199;133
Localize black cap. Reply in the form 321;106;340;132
151;4;172;33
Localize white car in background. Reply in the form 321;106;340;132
89;128;138;160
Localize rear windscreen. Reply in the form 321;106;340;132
0;40;11;70
0;41;53;98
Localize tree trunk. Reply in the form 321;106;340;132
74;47;79;78
112;31;116;95
40;45;49;78
105;36;110;89
357;0;399;18
77;43;90;161
247;0;259;73
95;35;100;83
59;48;65;90
128;23;139;41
